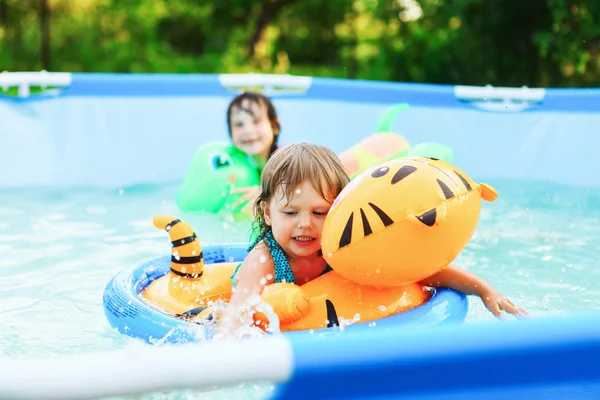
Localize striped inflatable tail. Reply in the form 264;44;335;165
153;216;204;278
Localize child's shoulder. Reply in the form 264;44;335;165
245;240;274;266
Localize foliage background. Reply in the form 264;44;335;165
0;0;598;87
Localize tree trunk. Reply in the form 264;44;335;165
40;0;50;70
0;0;7;28
248;0;298;60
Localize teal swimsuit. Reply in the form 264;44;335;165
231;230;332;287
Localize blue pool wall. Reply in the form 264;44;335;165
1;73;600;189
2;73;600;400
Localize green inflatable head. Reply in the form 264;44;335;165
176;142;261;216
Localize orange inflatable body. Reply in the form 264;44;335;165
141;157;498;333
322;156;498;287
254;274;427;332
142;216;236;315
253;156;498;331
141;215;427;331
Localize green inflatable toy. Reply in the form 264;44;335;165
176;142;260;218
175;104;454;222
339;103;454;180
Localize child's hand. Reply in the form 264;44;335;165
481;289;529;319
231;185;261;213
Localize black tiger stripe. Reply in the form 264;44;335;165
171;233;197;247
326;299;340;328
359;208;372;237
391;165;417;184
165;219;181;231
454;171;472;191
437;179;455;199
368;202;394;226
170;268;204;279
339;212;354;248
171;253;203;264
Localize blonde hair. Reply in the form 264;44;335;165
252;143;350;240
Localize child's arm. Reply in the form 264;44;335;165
217;243;275;336
419;266;529;319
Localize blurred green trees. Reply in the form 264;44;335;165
0;0;598;87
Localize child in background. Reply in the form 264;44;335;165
226;91;282;214
217;143;528;336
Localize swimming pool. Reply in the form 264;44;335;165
1;73;600;399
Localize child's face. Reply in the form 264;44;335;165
264;180;334;260
230;99;276;159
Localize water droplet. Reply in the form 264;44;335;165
259;277;267;285
266;274;273;280
259;255;267;263
378;305;386;311
375;268;380;274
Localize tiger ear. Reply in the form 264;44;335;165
479;183;498;202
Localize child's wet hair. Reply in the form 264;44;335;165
226;91;280;157
252;143;350;240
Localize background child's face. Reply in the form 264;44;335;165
230;99;276;159
264;180;333;260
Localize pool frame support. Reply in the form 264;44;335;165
1;312;600;400
1;71;545;104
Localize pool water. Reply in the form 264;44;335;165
1;179;600;399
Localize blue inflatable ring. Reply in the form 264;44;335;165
103;244;469;345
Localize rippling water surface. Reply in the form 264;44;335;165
1;179;599;399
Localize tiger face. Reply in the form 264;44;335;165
321;157;498;287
